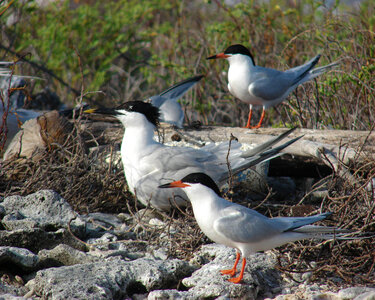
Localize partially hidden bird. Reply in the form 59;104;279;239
159;172;350;283
149;75;204;128
207;44;339;129
0;61;42;151
84;101;301;211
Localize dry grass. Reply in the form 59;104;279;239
0;119;132;214
274;166;375;287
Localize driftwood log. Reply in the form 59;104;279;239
162;126;374;176
81;119;374;174
4;111;374;182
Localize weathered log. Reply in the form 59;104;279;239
5;112;372;180
160;125;374;181
80;120;374;180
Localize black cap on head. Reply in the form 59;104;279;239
117;101;160;126
224;44;255;65
181;173;221;197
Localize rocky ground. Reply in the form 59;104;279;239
0;111;374;299
0;190;374;299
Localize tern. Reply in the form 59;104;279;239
159;172;350;283
207;44;339;129
84;101;301;211
149;75;204;128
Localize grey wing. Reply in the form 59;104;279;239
201;140;272;185
159;75;204;100
213;206;284;243
201;140;247;170
150;95;167;108
132;167;188;210
141;144;225;182
201;140;243;160
159;99;184;128
273;212;331;232
150;77;201;103
285;54;321;85
131;145;217;209
201;130;302;185
249;68;294;101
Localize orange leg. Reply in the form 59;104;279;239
220;251;240;277
228;257;246;284
244;106;253;129
250;107;266;129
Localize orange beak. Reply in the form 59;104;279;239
207;52;230;60
158;180;190;189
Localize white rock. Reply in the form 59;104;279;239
338;287;375;300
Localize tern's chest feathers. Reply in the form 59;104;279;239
227;64;254;102
190;195;230;244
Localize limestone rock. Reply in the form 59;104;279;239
0;247;39;270
29;257;194;299
338;288;375;300
1;190;76;230
146;244;282;299
354;291;375;300
0;228;83;253
37;244;98;268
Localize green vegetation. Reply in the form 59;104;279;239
1;0;374;129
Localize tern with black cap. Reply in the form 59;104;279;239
207;44;339;129
159;172;350;283
85;101;301;211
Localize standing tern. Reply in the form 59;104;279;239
159;172;350;283
84;101;301;211
207;44;339;129
149;75;204;128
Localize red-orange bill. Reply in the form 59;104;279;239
158;180;190;189
207;53;230;60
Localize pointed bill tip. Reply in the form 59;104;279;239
158;180;190;189
207;54;218;60
83;107;121;116
207;53;230;60
83;108;97;114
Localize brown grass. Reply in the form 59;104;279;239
0;120;132;214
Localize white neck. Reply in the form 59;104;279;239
184;184;224;212
183;184;230;244
227;54;255;69
121;115;157;158
227;54;256;101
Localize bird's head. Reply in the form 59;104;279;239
207;44;255;66
159;172;221;197
84;101;160;128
